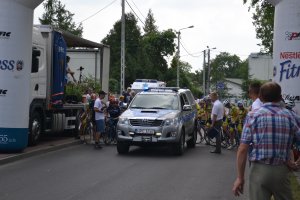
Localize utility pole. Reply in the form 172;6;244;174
120;0;125;94
207;48;211;94
176;31;181;87
203;50;206;96
206;46;216;94
176;25;194;88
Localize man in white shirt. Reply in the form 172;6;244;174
94;90;107;148
248;82;263;111
209;92;224;154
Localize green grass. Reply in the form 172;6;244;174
270;174;300;200
291;173;300;200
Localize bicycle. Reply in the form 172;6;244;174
196;119;206;144
102;117;118;145
78;106;94;144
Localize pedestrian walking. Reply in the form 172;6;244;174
209;92;224;154
93;90;107;149
232;82;300;200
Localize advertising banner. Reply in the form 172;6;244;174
269;0;300;114
0;0;43;151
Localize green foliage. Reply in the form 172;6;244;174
102;12;176;89
109;78;119;94
39;0;83;36
143;9;158;34
243;0;274;54
65;76;101;100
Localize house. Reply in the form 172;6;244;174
223;78;243;99
248;53;273;81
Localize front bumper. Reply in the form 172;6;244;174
117;124;180;145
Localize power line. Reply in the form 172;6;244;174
180;41;202;58
130;0;146;20
125;0;145;26
78;0;118;24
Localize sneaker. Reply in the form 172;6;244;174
227;145;234;150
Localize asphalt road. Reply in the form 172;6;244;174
0;143;248;200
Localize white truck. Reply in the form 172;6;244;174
28;25;110;145
131;79;166;93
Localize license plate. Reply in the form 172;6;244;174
142;136;152;142
135;129;155;134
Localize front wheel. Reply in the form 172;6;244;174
172;130;185;156
28;112;42;146
187;126;197;148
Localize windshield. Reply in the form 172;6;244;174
130;94;179;110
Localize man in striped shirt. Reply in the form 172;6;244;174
232;82;300;200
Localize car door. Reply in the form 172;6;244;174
180;93;193;135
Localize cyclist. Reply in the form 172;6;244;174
204;96;213;128
236;101;248;139
285;99;296;111
285;99;300;168
106;98;121;144
198;99;207;122
223;100;239;150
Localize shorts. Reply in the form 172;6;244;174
95;119;105;133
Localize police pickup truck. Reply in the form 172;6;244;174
116;88;198;155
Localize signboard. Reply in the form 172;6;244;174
0;0;43;151
269;0;300;114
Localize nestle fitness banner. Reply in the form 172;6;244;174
0;0;43;151
269;0;300;114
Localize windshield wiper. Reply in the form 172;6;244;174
130;106;146;109
148;107;167;109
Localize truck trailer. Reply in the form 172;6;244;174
28;25;110;145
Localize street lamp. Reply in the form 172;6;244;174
206;46;216;94
176;25;194;87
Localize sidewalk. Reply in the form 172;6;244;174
0;136;81;165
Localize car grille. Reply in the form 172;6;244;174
129;119;163;127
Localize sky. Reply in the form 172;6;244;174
33;0;261;72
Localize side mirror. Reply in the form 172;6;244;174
183;105;192;111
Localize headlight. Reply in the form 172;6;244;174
119;118;129;125
164;118;178;126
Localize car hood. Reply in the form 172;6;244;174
121;109;179;119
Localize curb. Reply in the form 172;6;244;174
0;139;81;166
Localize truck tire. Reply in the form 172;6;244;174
117;142;130;154
187;125;197;148
28;112;42;146
172;130;185;156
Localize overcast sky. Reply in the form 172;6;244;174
33;0;261;72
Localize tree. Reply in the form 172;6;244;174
143;9;158;34
243;0;274;54
102;13;142;88
39;0;83;36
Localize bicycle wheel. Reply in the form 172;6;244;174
196;125;205;144
103;126;111;145
220;128;230;148
85;122;94;144
204;128;216;146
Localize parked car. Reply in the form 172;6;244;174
116;87;198;155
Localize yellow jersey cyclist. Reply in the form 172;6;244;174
236;101;248;134
223;99;239;149
197;99;207;122
204;96;213;128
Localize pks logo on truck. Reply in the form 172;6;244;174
0;31;11;39
0;59;24;71
285;31;300;40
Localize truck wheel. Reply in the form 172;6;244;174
28;112;42;146
187;126;197;148
173;130;185;156
117;142;130;154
